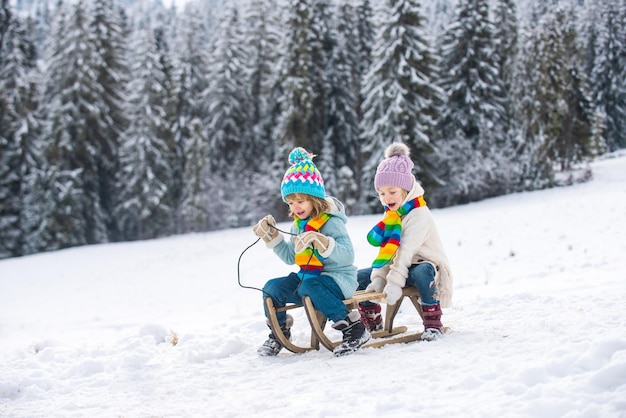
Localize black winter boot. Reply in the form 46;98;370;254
421;304;443;341
332;311;371;357
257;314;294;356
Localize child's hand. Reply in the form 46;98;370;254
253;215;282;247
383;283;403;305
293;231;335;257
365;277;386;293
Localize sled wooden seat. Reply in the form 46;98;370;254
264;287;441;354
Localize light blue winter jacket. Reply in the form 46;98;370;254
271;196;358;299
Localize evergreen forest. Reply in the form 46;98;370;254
1;0;625;259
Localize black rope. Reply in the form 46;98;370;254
236;236;270;296
236;224;314;297
271;224;298;237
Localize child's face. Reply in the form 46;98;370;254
286;195;314;219
377;185;406;211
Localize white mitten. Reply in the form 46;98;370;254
365;277;386;293
383;282;403;305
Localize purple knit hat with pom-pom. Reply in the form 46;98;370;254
374;142;415;192
280;147;325;202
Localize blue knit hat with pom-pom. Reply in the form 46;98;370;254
280;147;325;202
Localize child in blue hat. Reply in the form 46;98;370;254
252;147;370;357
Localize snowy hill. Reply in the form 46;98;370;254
1;152;625;417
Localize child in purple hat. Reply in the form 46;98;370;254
357;142;453;340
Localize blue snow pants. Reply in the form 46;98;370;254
262;272;349;326
356;263;439;306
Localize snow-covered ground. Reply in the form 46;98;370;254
1;152;625;418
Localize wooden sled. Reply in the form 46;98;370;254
264;287;446;354
303;287;432;351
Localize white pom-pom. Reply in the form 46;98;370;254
384;142;410;158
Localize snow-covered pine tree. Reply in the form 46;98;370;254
319;2;360;213
8;19;49;257
243;0;280;144
0;3;44;258
513;19;554;192
351;0;375;211
88;0;129;240
354;0;375;122
115;17;173;240
581;0;600;82
202;3;253;228
315;2;341;194
589;0;626;151
577;0;612;160
241;0;284;222
491;0;523;194
359;0;445;213
307;0;333;157
435;0;507;205
37;0;130;249
273;0;316;150
0;0;8;52
41;0;106;248
151;17;183;235
534;7;594;172
493;0;518;138
1;2;23;258
180;118;209;233
172;2;212;233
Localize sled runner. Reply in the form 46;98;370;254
264;297;321;353
264;287;444;354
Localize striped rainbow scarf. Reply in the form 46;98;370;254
294;213;331;278
367;196;427;268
